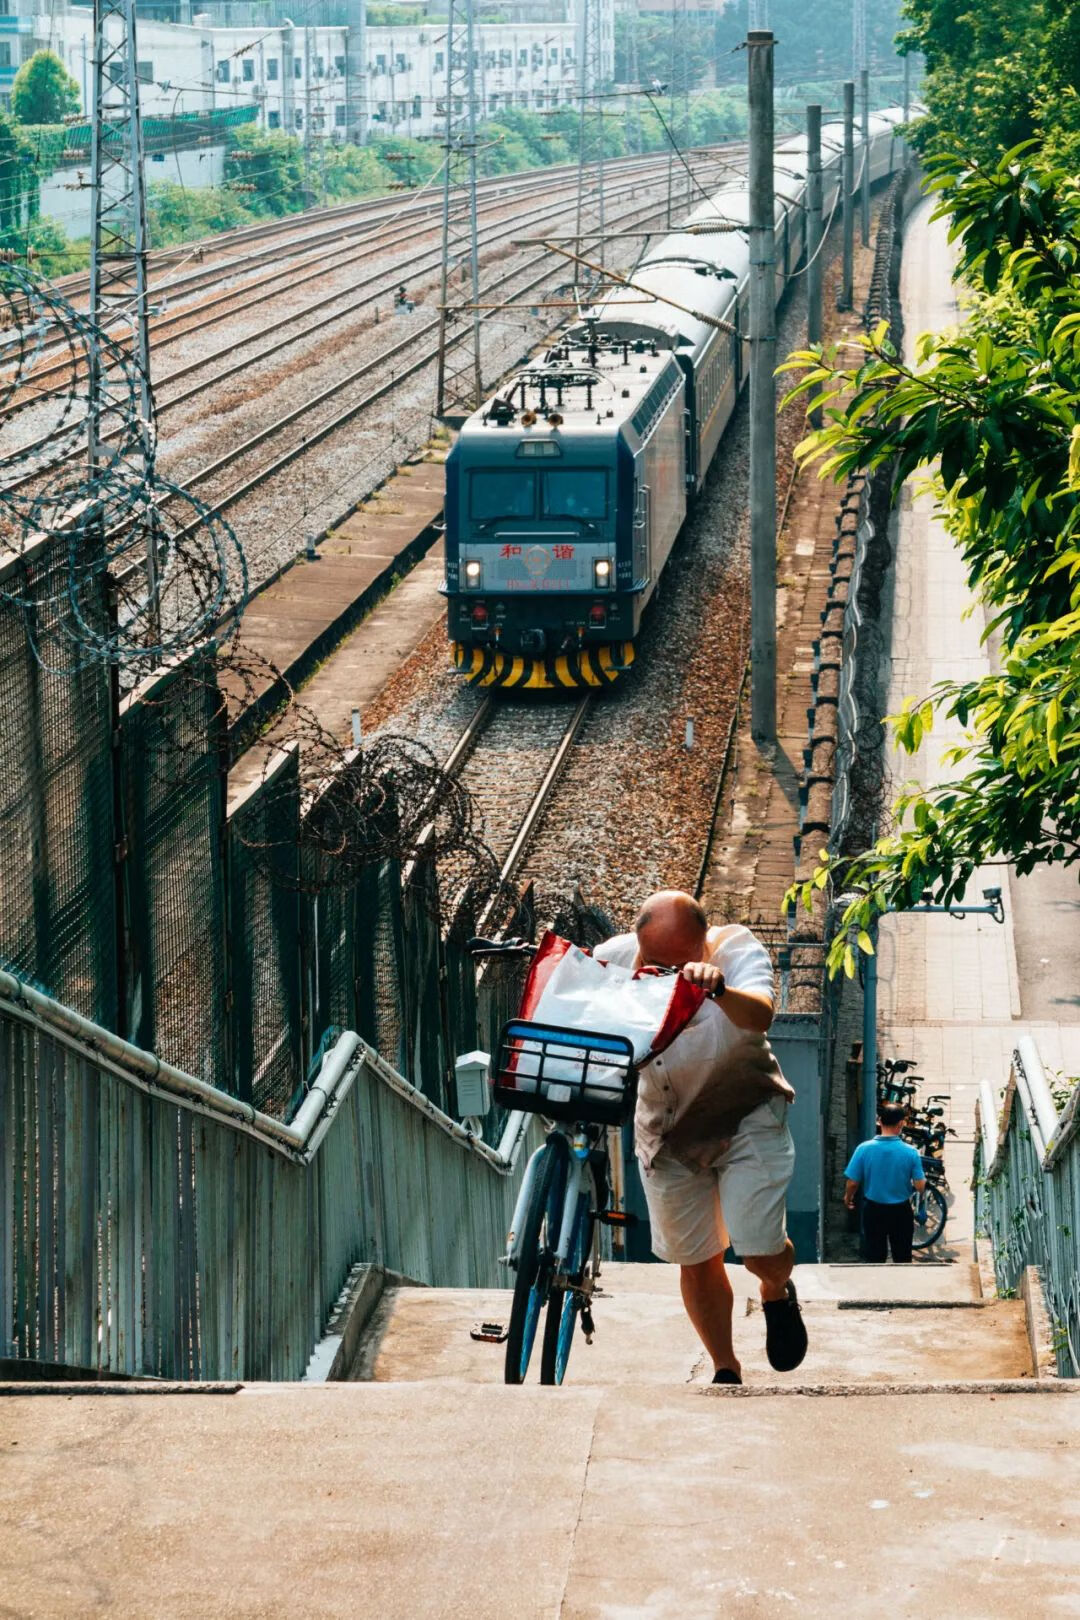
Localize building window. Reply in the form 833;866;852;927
268;109;280;127
395;52;406;71
411;94;421;118
564;47;574;61
518;49;527;66
242;57;254;82
335;103;346;126
374;100;387;120
216;59;230;83
434;50;444;70
375;53;386;74
435;97;445;114
294;58;302;78
549;46;558;62
499;49;511;67
294;107;303;127
0;44;10;69
137;59;153;83
314;55;324;77
334;54;345;75
266;57;278;79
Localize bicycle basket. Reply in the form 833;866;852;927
493;1019;637;1126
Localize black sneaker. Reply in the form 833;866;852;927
711;1367;742;1386
762;1280;808;1372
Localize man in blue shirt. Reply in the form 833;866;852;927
844;1103;927;1263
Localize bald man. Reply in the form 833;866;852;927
595;891;807;1383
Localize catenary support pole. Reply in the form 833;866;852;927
839;79;854;311
903;51;911;122
861;926;879;1144
747;30;776;745
806;104;823;427
860;66;870;247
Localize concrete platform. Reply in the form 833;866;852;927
358;1263;1030;1389
2;1380;1077;1618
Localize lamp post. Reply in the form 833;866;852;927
857;888;1006;1144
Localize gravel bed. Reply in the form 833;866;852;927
438;702;578;900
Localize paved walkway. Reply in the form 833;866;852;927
3;1266;1077;1620
877;200;1080;1246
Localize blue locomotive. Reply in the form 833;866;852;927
444;108;907;691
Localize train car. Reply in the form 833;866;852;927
445;108;907;692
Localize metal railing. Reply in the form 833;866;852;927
0;966;539;1381
975;1036;1080;1378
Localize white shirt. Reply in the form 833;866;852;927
594;926;782;1169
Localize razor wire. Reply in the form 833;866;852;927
0;266;249;679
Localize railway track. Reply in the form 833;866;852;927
5;158;705;487
50;145;745;313
432;693;593;935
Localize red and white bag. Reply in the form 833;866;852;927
507;932;706;1107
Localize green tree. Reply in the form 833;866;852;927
10;50;80;126
783;147;1080;970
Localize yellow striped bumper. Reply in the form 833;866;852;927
452;642;635;691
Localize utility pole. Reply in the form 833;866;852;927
839;79;854;311
345;0;366;145
902;50;911;122
435;0;481;417
806;103;823;427
747;30;776;746
860;65;870;247
625;5;643;156
573;0;605;295
665;0;690;226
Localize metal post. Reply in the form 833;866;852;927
304;24;312;198
839;79;854;311
860;66;870;248
747;29;776;746
345;0;366;145
903;52;911;122
665;0;690;226
806;104;823;428
860;924;878;1144
435;0;482;417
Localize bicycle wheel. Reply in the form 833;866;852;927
540;1190;596;1387
505;1137;567;1385
911;1183;947;1249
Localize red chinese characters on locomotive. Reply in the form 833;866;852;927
552;544;575;560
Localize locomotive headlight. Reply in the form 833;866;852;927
464;559;483;588
593;558;613;590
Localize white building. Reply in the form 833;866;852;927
11;0;615;142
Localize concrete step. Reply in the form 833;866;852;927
353;1261;1033;1388
4;1378;1078;1618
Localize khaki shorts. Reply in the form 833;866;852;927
641;1098;795;1263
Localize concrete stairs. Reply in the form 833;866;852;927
353;1261;1036;1390
4;1261;1079;1618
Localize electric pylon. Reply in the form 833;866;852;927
434;0;482;419
573;0;606;297
87;0;152;481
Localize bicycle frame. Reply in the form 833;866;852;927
506;1126;599;1278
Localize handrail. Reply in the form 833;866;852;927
975;1038;1079;1378
0;966;527;1174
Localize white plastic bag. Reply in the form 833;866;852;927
508;933;704;1108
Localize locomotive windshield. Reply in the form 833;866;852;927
541;470;607;519
469;470;536;520
467;469;608;524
